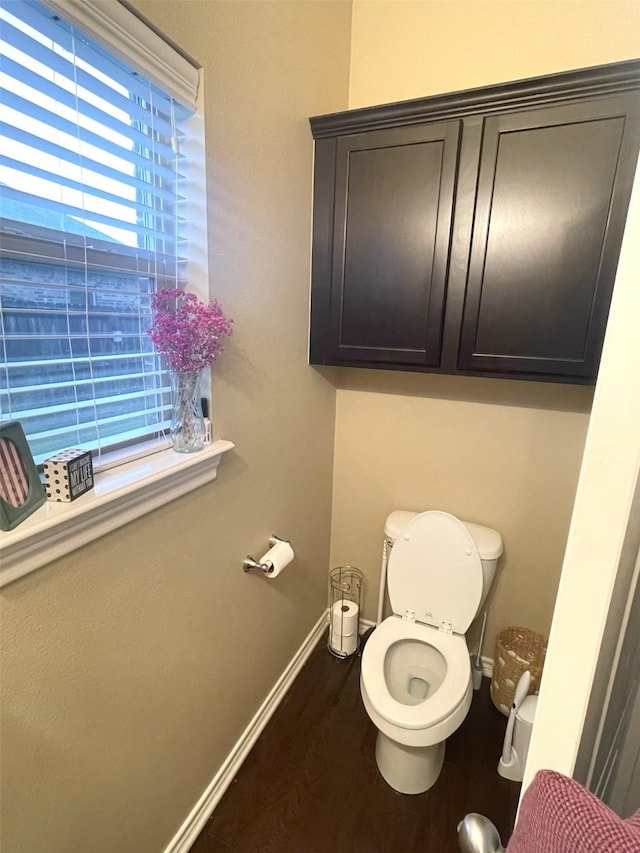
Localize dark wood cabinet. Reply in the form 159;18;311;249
459;95;640;379
309;61;640;383
326;121;460;367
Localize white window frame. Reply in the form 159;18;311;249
0;1;234;587
41;0;200;111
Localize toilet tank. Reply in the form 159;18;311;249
384;510;503;608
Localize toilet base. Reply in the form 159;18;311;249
375;730;445;794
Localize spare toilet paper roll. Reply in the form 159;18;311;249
330;599;359;637
330;631;358;656
259;540;294;579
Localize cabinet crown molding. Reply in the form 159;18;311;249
310;59;640;139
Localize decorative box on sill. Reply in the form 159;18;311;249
43;449;94;502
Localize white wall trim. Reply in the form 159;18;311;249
40;0;199;109
481;655;494;679
164;610;328;853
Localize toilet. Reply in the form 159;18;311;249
360;510;503;795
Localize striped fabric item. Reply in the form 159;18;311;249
0;437;29;507
507;770;640;853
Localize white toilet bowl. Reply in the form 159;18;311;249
360;510;503;795
361;616;472;793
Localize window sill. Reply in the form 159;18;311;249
0;440;234;588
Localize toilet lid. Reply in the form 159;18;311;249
388;511;483;634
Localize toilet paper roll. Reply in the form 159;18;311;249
330;599;359;637
329;630;358;656
259;540;294;579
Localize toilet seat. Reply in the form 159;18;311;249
361;617;471;729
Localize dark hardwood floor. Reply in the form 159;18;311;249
190;637;520;852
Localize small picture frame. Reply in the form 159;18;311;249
0;420;46;531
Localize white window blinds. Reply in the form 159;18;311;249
0;0;198;464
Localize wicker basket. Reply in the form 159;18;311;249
491;627;547;716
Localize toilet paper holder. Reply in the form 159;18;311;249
243;535;289;574
328;565;364;659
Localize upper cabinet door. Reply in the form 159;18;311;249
459;95;640;380
326;122;460;367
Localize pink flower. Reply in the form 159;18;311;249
148;289;233;373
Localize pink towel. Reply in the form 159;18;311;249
507;770;640;852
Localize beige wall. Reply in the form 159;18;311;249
332;0;640;659
349;0;640;108
330;373;592;654
0;3;351;852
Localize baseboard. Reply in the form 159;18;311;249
481;655;494;679
164;610;328;853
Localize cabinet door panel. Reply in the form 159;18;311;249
328;122;460;366
459;96;640;379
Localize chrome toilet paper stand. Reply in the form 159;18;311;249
328;565;364;658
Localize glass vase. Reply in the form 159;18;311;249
169;369;205;453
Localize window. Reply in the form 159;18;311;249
0;1;233;588
0;0;199;465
